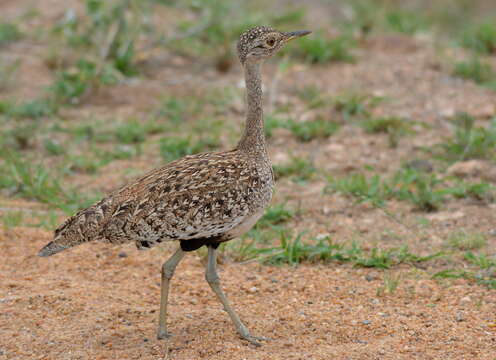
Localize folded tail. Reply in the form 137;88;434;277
37;198;113;257
38;241;70;257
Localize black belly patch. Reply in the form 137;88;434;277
180;237;222;252
139;240;151;248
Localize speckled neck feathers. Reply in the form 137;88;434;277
237;61;267;156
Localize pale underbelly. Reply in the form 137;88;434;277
224;208;264;240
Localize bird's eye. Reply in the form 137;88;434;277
266;38;275;47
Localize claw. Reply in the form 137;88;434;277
240;334;271;347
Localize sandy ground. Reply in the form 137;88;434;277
1;228;495;360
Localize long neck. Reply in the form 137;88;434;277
237;61;266;154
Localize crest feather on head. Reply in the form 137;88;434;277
237;26;275;63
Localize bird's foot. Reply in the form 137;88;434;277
157;329;173;340
240;333;271;347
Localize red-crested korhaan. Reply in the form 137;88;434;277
38;26;311;346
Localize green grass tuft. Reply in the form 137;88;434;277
333;92;383;120
0;151;94;213
464;252;496;269
297;85;331;110
273;156;316;183
65;154;102;174
461;22;496;55
453;58;496;89
344;1;430;37
446;180;495;202
261;234;440;267
288;117;339;142
264;115;287;139
388;168;444;212
256;203;295;229
384;9;429;35
325;166;490;212
327;173;386;206
115;120;148;144
3;122;39;150
44;139;65;156
0;59;20;90
436;112;496;162
155;97;190;124
360;116;413;147
50;59;118;104
0;99;56;119
376;273;401;296
0;22;22;45
294;33;356;64
433;265;496;289
1;211;24;229
159;136;218;162
361;116;410;134
446;231;487;251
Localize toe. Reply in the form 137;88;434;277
157;331;173;340
241;334;270;347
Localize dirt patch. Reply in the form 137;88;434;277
1;229;495;360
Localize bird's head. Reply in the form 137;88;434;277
237;26;311;65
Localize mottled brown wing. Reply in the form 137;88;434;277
39;150;272;256
98;151;272;248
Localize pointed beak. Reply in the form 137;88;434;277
284;30;312;42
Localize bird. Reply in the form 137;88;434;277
38;26;311;346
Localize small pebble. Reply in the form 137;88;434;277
362;320;371;325
455;312;465;322
365;271;380;281
118;252;128;258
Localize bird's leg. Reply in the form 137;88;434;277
205;245;269;346
157;247;185;340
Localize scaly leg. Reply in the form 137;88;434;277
157;247;185;339
205;245;269;346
